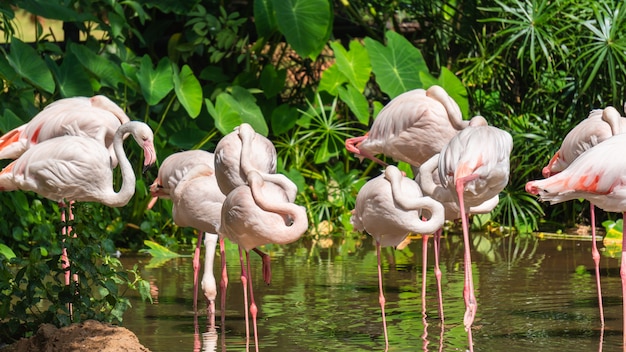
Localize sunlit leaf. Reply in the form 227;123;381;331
318;64;348;96
137;56;173;105
139;240;182;258
0;243;16;260
364;31;429;98
173;64;202;118
330;40;371;92
337;85;369;125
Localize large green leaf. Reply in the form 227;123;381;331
364;31;429;98
254;0;278;38
47;54;94;98
260;64;286;98
271;103;299;135
0;243;16;260
272;0;332;59
69;42;128;89
230;86;269;135
338;85;369;125
206;87;269;136
7;38;55;94
173;64;202;118
0;109;24;133
137;56;173;105
317;64;348;96
330;40;372;92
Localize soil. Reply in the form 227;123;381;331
1;320;150;352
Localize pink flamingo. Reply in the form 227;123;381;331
218;169;308;352
542;106;626;325
345;85;468;168
0;95;131;166
418;154;499;322
351;165;445;349
214;123;297;283
525;132;626;346
422;116;512;350
0;121;156;315
147;150;223;324
171;163;225;327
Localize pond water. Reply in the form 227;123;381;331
120;232;624;351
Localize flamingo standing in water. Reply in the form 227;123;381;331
147;150;223;324
0;121;156;315
525;132;626;347
421;116;512;349
214;123;298;346
351;165;445;349
218;169;308;352
541;106;626;325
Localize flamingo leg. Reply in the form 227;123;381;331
219;237;228;330
590;203;604;326
252;247;271;285
434;228;444;322
456;177;475;352
192;230;203;313
238;246;250;349
619;212;626;348
376;241;390;350
422;234;429;317
245;250;260;352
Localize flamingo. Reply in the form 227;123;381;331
147;150;223;324
345;85;468;168
0;121;156;316
0;95;131;166
214;123;297;284
525;132;626;346
418;154;500;322
170;162;225;327
351;165;445;349
218;169;308;352
420;116;512;349
541;105;626;325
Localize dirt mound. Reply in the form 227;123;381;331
2;320;150;352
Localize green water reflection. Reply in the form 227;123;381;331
121;233;623;351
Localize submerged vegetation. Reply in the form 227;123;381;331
0;0;625;341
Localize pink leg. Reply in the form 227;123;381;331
375;241;389;350
252;247;271;285
245;251;260;352
238;247;250;349
590;204;604;325
434;229;444;322
219;238;228;329
60;203;71;287
456;178;475;351
422;234;429;316
620;212;626;348
192;230;203;313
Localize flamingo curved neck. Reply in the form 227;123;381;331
106;122;137;207
248;172;308;241
386;166;444;234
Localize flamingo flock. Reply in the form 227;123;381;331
5;89;626;351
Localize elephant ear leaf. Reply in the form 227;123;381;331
364;31;429;98
7;37;55;94
173;64;202;118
